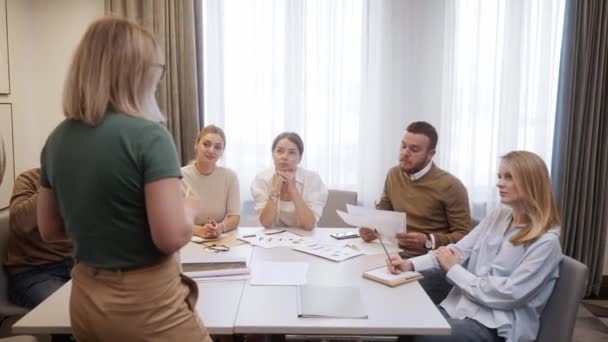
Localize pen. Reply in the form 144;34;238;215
264;229;286;235
374;229;391;261
242;234;256;238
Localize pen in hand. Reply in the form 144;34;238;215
374;229;392;261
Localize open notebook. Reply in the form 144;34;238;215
362;266;423;287
297;285;368;319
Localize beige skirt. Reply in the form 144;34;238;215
70;255;211;342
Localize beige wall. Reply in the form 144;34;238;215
1;0;103;175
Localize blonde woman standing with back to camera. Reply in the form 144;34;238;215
37;17;211;341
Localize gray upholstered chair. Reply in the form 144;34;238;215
317;190;357;228
536;255;589;342
0;210;29;318
238;200;260;227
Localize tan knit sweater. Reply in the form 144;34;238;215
377;164;471;256
3;168;72;274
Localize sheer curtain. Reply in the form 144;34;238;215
201;0;565;214
439;0;565;218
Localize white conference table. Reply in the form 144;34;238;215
12;227;450;337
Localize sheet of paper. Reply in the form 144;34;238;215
238;231;316;249
250;261;308;285
346;204;407;223
337;208;405;243
292;243;364;262
297;285;368;319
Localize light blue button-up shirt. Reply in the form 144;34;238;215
410;207;562;342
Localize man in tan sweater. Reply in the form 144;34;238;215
360;121;471;302
3;168;73;308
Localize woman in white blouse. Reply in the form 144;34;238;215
251;132;328;230
181;125;240;239
389;151;562;342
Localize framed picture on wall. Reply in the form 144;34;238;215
0;103;14;209
0;0;9;94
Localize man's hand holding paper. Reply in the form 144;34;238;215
337;204;406;245
396;232;427;251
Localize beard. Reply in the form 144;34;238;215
399;159;430;175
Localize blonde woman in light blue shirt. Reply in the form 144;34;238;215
388;151;562;342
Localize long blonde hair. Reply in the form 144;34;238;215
501;151;561;245
62;17;162;126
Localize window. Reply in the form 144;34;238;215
201;0;565;217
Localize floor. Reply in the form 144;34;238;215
574;299;608;342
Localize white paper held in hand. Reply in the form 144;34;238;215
336;204;406;243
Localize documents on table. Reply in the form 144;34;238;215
238;230;316;249
337;204;406;244
192;233;247;248
362;266;423;287
292;242;364;262
181;255;249;280
250;261;308;285
297;284;368;319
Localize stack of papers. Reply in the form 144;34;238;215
297;284;368;319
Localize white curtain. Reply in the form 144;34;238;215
438;0;565;218
201;0;565;217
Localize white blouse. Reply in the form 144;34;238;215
250;167;328;228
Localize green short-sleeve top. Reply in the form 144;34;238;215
40;112;182;269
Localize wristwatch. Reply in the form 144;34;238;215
425;235;433;250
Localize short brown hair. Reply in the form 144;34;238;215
63;17;162;126
196;125;227;148
272;132;304;156
406;121;438;150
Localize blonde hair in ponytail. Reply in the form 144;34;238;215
501;151;561;246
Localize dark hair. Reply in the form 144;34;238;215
406;121;438;150
272;132;304;156
197;125;226;148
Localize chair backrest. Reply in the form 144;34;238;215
239;200;260;227
0;209;29;316
536;255;589;342
317;190;357;228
